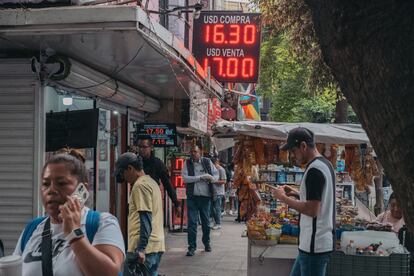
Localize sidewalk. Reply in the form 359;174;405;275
159;216;248;276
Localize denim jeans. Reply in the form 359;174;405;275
212;195;224;225
290;250;331;276
145;252;163;276
187;196;212;251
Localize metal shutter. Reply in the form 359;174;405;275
0;59;38;255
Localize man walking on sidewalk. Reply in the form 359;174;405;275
182;146;219;256
115;153;165;275
272;128;336;276
211;157;227;230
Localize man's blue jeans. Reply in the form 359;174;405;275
145;252;163;276
187;196;212;251
290;250;331;276
212;195;224;225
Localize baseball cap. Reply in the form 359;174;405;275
280;127;315;151
114;152;141;183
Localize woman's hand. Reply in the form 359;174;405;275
59;196;82;235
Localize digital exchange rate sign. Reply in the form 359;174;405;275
193;11;261;83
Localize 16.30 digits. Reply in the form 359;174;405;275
204;24;257;45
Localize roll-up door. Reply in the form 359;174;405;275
0;59;40;255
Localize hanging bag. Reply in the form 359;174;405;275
124;252;150;276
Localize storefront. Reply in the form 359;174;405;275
0;5;223;254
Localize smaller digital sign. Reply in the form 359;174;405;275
136;123;177;147
193;11;261;83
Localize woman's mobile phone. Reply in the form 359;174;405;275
71;183;89;207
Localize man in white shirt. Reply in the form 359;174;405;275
273;128;336;276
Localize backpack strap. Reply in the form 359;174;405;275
21;216;47;252
20;210;101;252
85;210;100;243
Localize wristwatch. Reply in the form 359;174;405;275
65;228;85;244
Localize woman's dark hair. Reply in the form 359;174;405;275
43;154;88;183
389;192;396;201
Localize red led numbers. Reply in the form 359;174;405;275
244;25;256;44
242;58;254;78
173;175;184;188
175;158;184;170
193;12;261;83
229;25;240;44
212;57;224;75
213;24;225;44
203;24;257;45
203;57;255;79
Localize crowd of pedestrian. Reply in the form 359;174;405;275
5;125;413;276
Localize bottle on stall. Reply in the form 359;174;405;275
376;242;387;256
345;240;356;255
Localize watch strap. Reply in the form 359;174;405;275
66;228;84;243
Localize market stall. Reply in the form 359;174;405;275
213;120;410;276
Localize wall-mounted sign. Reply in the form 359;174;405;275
208;98;222;133
136;124;177;147
193;11;262;83
190;96;208;134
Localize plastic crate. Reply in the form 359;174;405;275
326;251;410;276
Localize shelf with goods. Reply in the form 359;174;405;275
247;183;301;245
330;161;410;275
214;121;409;275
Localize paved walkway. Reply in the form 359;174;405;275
159;216;248;276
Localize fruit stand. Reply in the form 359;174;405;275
213;121;410;276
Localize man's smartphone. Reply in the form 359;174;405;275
71;183;89;208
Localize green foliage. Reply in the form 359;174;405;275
258;32;338;123
253;0;360;124
293;87;337;123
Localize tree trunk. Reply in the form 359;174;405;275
305;0;414;231
335;96;348;123
374;161;384;216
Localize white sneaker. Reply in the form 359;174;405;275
229;210;234;216
211;225;220;230
221;211;226;216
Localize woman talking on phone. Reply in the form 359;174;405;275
13;153;125;276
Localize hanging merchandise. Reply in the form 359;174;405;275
253;138;266;165
346;144;379;192
316;143;338;168
345;145;357;174
232;136;266;220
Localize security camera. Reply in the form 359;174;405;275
194;9;201;19
194;2;203;11
193;2;202;19
31;57;41;75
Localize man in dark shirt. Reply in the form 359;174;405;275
138;139;180;208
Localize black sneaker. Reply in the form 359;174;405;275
186;250;195;256
205;245;212;252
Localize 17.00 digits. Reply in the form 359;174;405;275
203;57;255;78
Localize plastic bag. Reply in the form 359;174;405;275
124;252;150;276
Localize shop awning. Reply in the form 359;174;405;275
0;6;223;105
213;120;370;145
